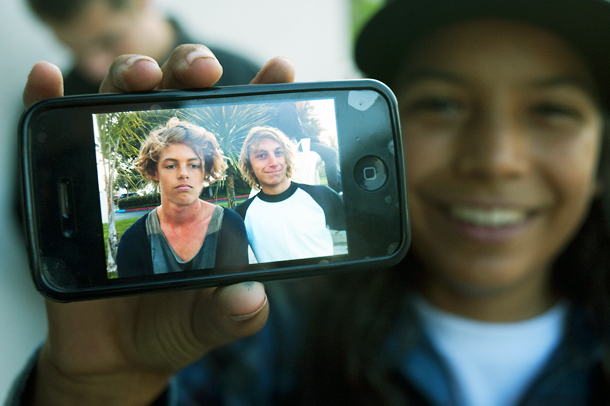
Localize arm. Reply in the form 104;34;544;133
116;215;153;278
324;188;345;230
21;46;294;406
300;184;346;230
215;208;249;269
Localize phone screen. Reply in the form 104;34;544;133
91;98;347;279
22;81;409;300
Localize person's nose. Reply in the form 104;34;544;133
455;108;529;180
79;52;115;83
268;154;278;167
178;164;189;179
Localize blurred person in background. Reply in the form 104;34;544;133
26;0;260;95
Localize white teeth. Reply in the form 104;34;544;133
451;206;527;227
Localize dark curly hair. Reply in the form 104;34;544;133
27;0;130;23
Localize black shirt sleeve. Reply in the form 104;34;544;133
215;208;249;269
299;184;345;230
116;214;153;277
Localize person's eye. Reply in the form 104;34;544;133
401;96;465;119
411;97;461;112
275;151;284;156
165;164;176;169
531;103;582;121
256;153;267;159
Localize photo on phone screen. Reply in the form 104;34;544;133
22;81;407;300
92;99;347;279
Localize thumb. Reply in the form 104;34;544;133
197;282;269;347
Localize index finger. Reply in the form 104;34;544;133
23;61;64;109
250;57;295;85
156;44;224;90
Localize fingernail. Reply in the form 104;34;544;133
185;49;216;65
125;55;158;67
230;295;267;321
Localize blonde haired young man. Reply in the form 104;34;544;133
236;126;344;263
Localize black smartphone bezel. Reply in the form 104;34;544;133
20;80;410;301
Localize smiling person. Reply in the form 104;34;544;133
7;0;610;405
305;0;610;403
116;118;248;277
235;126;344;263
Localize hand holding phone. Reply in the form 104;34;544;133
22;68;408;301
23;46;280;406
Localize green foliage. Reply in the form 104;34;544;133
103;216;139;278
201;178;251;198
101;105;275;199
350;0;384;41
97;111;161;269
116;184;251;210
104;217;139;242
104;110;178;193
178;104;275;169
116;193;161;210
178;104;275;207
299;101;325;141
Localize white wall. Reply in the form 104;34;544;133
0;1;65;401
156;0;359;81
0;0;356;399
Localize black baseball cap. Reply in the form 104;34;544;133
355;0;610;106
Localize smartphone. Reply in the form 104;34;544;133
20;80;409;301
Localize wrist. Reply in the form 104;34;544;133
31;348;171;406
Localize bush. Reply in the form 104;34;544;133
116;183;252;210
117;193;161;210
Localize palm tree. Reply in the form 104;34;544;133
178;104;274;208
95;111;151;274
114;110;179;193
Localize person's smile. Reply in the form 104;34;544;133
249;137;291;194
427;199;543;243
264;168;283;175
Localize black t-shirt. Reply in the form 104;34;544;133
116;207;248;277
